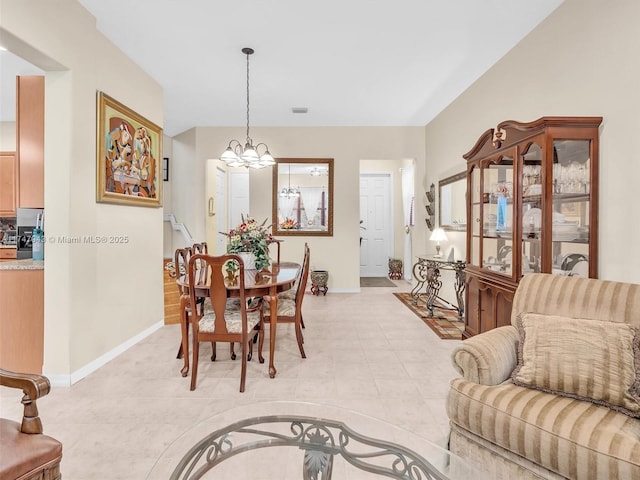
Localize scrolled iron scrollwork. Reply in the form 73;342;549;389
170;415;449;480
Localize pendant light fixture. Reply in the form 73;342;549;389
279;164;300;198
220;47;275;169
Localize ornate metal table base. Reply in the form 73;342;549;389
170;415;449;480
411;256;465;321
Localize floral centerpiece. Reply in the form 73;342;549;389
220;215;274;271
279;217;299;230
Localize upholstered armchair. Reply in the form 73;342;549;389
0;369;62;480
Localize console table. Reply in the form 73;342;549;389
411;255;466;321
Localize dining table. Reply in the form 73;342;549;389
176;261;300;379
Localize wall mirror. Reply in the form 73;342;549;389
439;171;467;231
272;158;334;236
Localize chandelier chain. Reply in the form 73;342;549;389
246;50;250;142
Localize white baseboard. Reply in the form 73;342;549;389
45;320;164;387
325;288;361;293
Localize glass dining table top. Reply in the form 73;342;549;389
147;401;488;480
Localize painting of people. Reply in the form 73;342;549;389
97;92;162;207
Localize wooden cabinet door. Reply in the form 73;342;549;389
464;275;481;338
17;76;45;208
465;271;516;337
0;152;17;216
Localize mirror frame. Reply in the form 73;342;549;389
272;158;334;237
438;171;467;232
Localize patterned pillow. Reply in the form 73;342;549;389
512;312;640;417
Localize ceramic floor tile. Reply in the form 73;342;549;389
9;279;469;479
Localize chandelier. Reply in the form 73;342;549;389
279;164;300;198
220;48;275;169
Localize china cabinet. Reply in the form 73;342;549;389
463;117;601;337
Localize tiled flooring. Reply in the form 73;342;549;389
0;280;462;479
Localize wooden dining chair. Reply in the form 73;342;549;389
192;241;208;255
188;253;264;392
261;243;310;358
0;369;62;480
175;246;194;360
277;244;308;329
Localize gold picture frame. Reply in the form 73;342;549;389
96;91;163;207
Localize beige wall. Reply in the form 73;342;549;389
0;122;16;150
1;0;164;382
162;134;173;258
171;126;426;291
425;0;640;284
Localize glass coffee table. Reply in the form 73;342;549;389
147;402;487;480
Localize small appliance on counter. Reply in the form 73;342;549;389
16;208;44;260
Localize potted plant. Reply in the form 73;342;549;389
220;214;274;271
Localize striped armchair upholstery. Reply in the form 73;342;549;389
447;273;640;479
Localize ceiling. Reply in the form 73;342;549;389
2;1;564;137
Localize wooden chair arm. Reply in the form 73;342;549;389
0;368;51;434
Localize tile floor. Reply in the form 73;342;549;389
0;280;463;479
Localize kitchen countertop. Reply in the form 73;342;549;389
0;259;44;270
0;245;17;249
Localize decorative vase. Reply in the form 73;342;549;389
310;270;329;296
237;252;256;270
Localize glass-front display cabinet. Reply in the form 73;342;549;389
464;117;601;337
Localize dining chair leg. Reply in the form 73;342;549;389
258;323;265;364
300;314;306;329
258;313;264;363
295;320;306;359
240;339;247;393
230;343;236;360
211;342;216;362
190;331;200;391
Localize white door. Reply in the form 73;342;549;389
215;167;226;254
229;171;250;229
360;173;392;277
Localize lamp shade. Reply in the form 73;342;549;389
429;228;448;242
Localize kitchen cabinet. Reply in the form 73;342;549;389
17;76;45;208
0;248;17;260
0;152;17;216
0;264;44;373
463;117;601;337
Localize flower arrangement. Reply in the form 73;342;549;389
279;217;299;230
220;215;274;271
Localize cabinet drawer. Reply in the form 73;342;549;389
0;248;17;259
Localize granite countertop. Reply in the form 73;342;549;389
0;245;17;249
0;259;44;270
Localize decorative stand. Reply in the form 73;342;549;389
388;258;403;280
310;270;328;296
411;256;465;321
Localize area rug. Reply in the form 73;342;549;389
360;277;397;287
393;292;464;340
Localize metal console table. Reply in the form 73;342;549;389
411;255;466;321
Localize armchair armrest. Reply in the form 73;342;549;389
451;325;519;385
0;368;51;434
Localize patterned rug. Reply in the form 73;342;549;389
392;292;464;340
360;277;397;287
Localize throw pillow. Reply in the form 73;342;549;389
512;312;640;418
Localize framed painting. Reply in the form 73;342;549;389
96;91;163;207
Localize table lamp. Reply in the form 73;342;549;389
429;228;447;257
